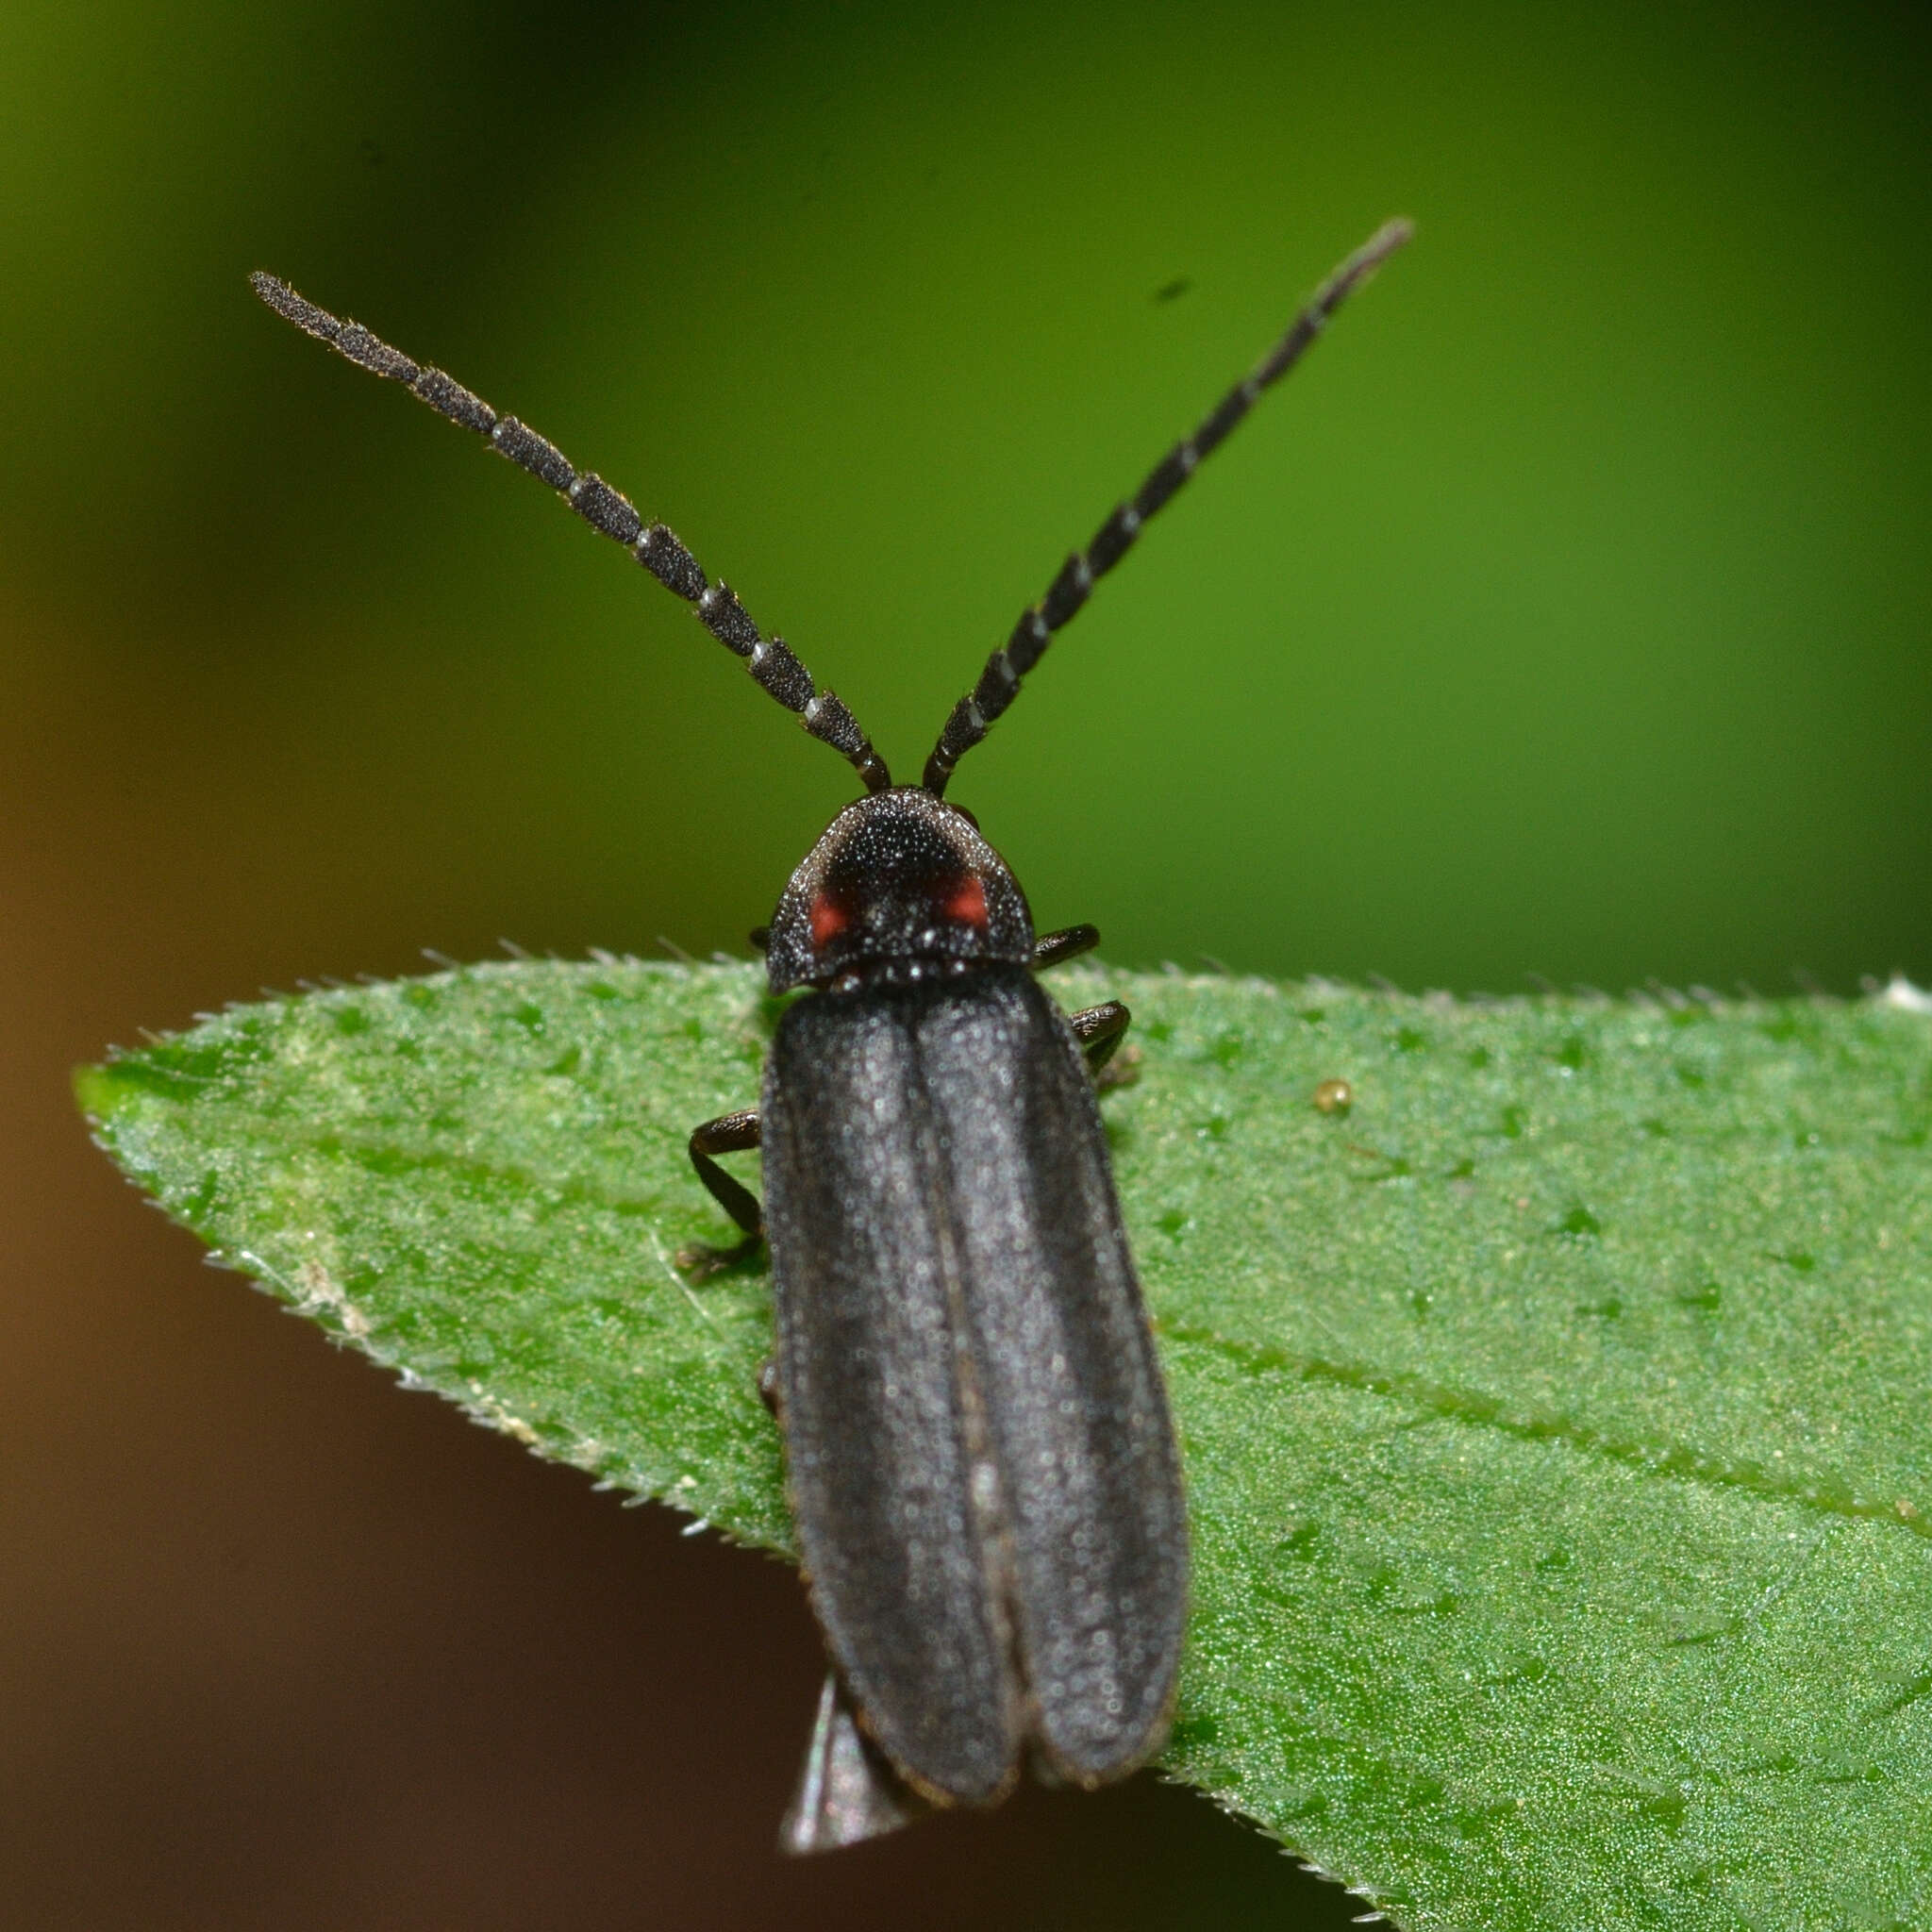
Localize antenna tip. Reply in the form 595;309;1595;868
1361;217;1416;266
1321;219;1415;304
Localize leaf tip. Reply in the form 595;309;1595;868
72;1059;123;1127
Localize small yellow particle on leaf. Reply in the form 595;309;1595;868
1313;1077;1354;1114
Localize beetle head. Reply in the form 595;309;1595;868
765;788;1034;993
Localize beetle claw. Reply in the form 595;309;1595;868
675;1234;764;1281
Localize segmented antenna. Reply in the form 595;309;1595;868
250;273;892;794
921;218;1413;797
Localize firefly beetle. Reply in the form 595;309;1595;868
252;216;1409;1851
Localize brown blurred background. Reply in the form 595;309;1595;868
5;1;1929;1924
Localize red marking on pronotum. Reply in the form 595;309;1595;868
810;893;849;946
943;875;989;928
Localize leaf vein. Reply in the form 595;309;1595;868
1162;1322;1928;1537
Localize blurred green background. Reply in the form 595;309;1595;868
4;1;1927;1926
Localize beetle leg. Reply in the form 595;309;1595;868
677;1108;765;1277
1033;923;1099;969
1067;999;1139;1089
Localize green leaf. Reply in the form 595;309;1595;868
77;962;1932;1930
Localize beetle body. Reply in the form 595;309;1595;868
252;217;1408;1852
761;791;1186;1824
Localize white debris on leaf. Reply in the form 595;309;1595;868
483;1405;540;1448
460;1385;540;1447
237;1244;374;1342
1876;974;1932;1014
295;1256;371;1339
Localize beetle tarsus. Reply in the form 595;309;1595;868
1033;924;1100;970
675;1231;765;1281
1074;1004;1128;1081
